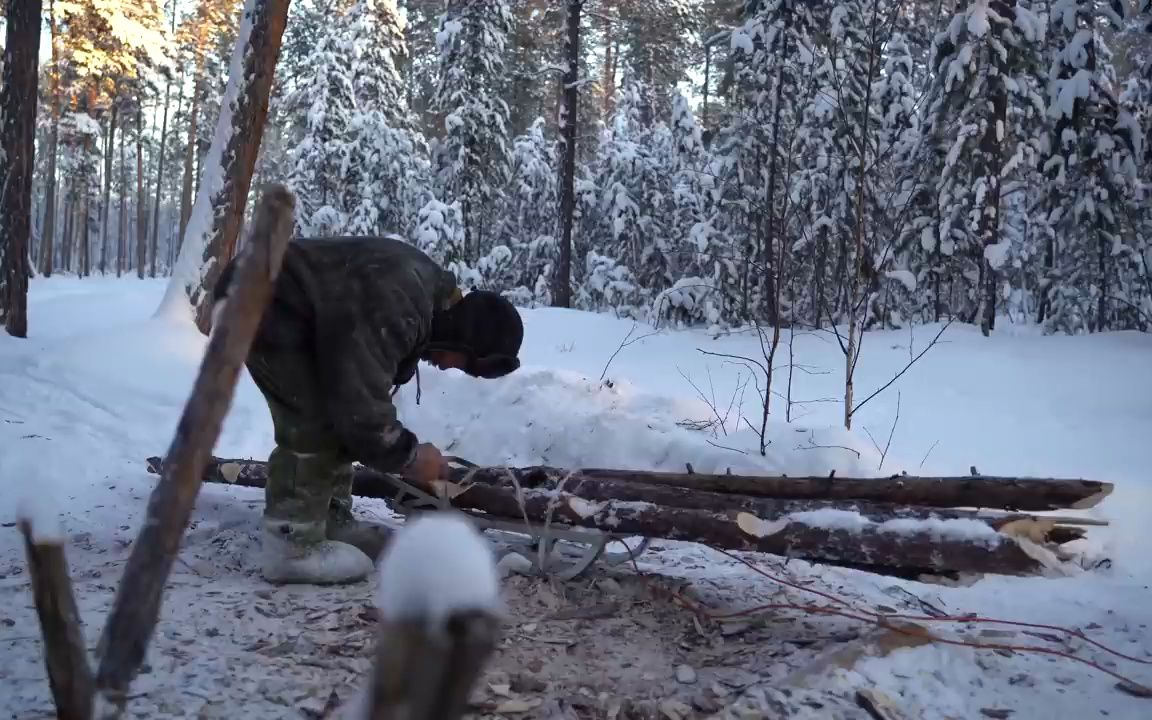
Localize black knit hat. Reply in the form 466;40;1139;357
429;290;523;378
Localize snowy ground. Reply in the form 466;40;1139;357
1;276;1150;719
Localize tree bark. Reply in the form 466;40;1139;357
136;105;149;278
179;76;201;249
19;520;95;720
151;79;174;279
552;0;582;309
169;456;1114;512
978;3;1011;337
99;100;119;275
39;0;62;278
118;107;128;277
0;0;43;338
169;0;291;334
159;457;1096;577
95;185;296;712
62;190;74;273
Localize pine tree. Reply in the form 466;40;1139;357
910;0;1046;331
285;23;356;235
344;0;431;236
1041;0;1141;333
430;0;514;262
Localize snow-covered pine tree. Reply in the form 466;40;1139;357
430;0;514;263
501;117;557;305
869;30;924;328
1040;0;1142;333
413;197;473;283
343;0;432;237
710;0;821;325
585;80;673;311
284;16;355;236
911;0;1046;333
790;0;895;330
650;92;727;328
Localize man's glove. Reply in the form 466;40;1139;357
402;442;451;491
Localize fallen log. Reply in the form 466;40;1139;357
149;456;1076;577
152;456;1097;545
574;468;1114;512
154;455;1112;512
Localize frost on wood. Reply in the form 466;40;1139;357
157;0;290;332
375;513;502;626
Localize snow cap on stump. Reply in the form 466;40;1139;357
374;512;502;625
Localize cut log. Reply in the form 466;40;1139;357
154;457;1096;547
576;468;1113;512
94;185;295;714
177;456;1114;514
18;519;94;720
150;456;1069;577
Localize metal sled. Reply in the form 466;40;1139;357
382;457;652;580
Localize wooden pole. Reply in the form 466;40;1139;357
93;184;295;713
19;519;94;720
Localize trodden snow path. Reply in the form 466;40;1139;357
1;276;1150;719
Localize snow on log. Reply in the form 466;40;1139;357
153;456;1085;577
95;185;296;712
18;519;94;720
351;513;501;720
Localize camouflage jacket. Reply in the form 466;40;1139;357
242;235;460;473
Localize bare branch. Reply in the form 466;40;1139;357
599;322;659;382
852;320;953;418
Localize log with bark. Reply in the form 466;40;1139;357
18;519;94;720
148;456;1104;579
94;185;295;714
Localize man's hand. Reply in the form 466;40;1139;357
402;442;451;491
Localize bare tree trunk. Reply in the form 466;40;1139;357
167;0;292;333
61;191;74;273
0;0;44;338
39;0;62;278
702;43;711;130
178;75;201;248
99;100;119;275
151;81;174;280
80;181;91;277
137;105;148;279
977;5;1013;336
553;0;582;309
118;107;129;277
600;5;615;118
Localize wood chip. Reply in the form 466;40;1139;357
676;664;697;684
545;602;620;621
855;688;906;720
980;709;1014;719
494;697;543;714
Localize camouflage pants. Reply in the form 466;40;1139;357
246;310;357;543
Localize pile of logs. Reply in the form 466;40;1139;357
156;455;1114;579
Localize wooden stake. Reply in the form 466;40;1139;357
368;611;500;720
93;184;295;713
19;519;94;720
